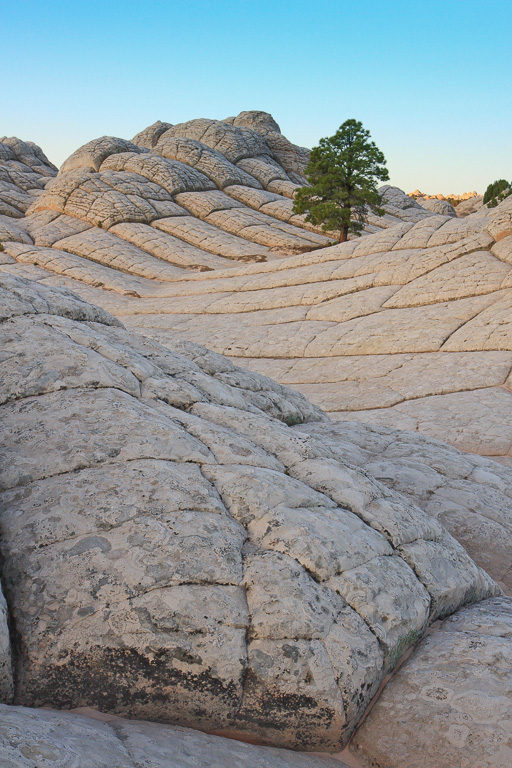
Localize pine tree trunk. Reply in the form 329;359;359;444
339;225;349;243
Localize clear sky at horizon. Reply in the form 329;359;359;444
2;0;511;195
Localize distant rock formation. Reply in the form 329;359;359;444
409;189;480;202
409;190;485;218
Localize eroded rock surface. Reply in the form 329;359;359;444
0;273;500;751
1;117;510;458
0;582;13;704
0;137;57;219
456;194;485;217
0;704;348;768
351;597;512;768
297;420;512;590
416;197;457;217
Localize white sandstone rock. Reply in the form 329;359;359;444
351;597;512;768
0;273;500;751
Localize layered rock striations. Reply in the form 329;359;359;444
0;136;57;219
0;273;503;755
1;114;512;460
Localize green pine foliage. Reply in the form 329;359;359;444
483;179;511;208
292;119;389;242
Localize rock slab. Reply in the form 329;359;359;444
351;597;512;768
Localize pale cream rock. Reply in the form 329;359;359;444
0;137;57;218
0;704;350;767
132;119;173;148
297;419;512;589
59;136;147;174
100;150;216;195
3;117;512;458
155;134;264;190
327;555;431;667
153;215;270;261
110;221;234;271
456;194;484;216
331;387;512;457
351;597;512;768
418;197;457;216
0;273;500;751
0;583;12;703
0;215;33;244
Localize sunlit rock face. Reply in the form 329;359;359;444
2;113;512;460
0;273;500;751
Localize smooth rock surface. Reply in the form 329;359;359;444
0;704;349;768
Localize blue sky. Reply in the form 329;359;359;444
2;0;511;194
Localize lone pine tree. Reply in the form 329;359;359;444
293;119;390;242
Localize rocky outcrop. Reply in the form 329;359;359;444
0;273;500;752
224;111;311;182
1;115;512;459
0;116;510;767
351;597;512;768
297;420;512;590
0;704;348;768
0;137;56;218
417;197;457;217
456;194;485;216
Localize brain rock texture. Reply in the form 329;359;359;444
298;420;512;591
1;113;512;462
351;597;512;768
0;273;500;752
1;114;512;765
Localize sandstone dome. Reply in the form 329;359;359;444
415;197;457;217
1;115;512;767
0;272;502;753
2;114;512;462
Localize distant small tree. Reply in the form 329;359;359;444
293;119;390;243
483;179;511;208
